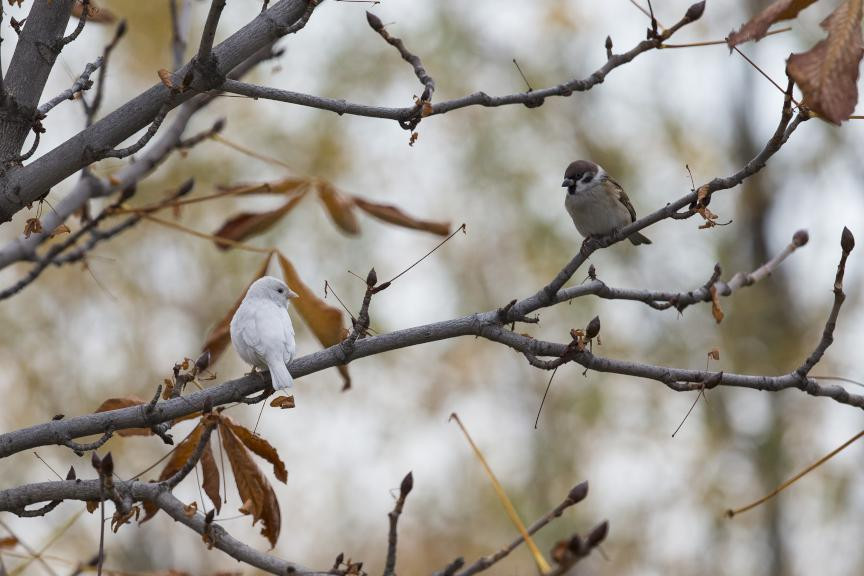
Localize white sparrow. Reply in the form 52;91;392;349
230;276;299;391
561;160;651;246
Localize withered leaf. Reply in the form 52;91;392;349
0;537;18;549
23;217;42;239
220;415;288;483
727;0;819;46
318;181;360;235
94;396;152;436
709;285;725;324
269;395;296;410
49;224;71;238
140;421;207;523
72;0;117;23
183;501;198;517
217;178;311;196
708;348;721;361
200;440;222;514
86;501;99;514
157;69;176;90
276;253;351;388
353;196;450;236
219;424;281;548
111;506;139;533
787;0;864;124
212;193;306;250
203;254;271;364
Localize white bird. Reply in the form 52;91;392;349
230;276;299;391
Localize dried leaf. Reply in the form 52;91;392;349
212;193;306;250
203;254;272;364
353;196;450;236
276;253;351;389
269;395;296;409
158;69;176;90
49;224;71;238
788;0;864;124
727;0;819;46
86;500;99;513
140;421;207;523
220;424;281;548
94;396;152;436
317;181;360;235
217;178;311;196
221;415;288;483
708;349;721;361
200;440;222;514
0;537;18;549
23;217;42;239
111;506;139;533
72;0;117;23
709;285;725;324
183;501;198;517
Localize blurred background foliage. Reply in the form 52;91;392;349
1;0;864;575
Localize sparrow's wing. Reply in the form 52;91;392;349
607;177;638;223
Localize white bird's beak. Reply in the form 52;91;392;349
286;289;299;299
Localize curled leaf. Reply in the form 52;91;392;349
270;395;296;410
709;285;725;324
220;415;288;483
212;193;306;250
353;196;450;236
727;0;819;47
72;0;117;23
318;182;360;235
199;440;222;514
140;421;207;523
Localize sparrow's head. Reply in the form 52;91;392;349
246;276;299;306
562;160;605;195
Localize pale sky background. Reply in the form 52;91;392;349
1;1;864;575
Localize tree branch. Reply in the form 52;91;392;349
37;57;103;116
196;0;226;64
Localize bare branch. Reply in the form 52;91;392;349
84;20;127;127
97;101;172;160
196;0;227;64
383;472;413;576
61;0;89;46
366;11;435;107
37;57;103;116
170;0;192;71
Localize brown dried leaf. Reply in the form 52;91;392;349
217;178;311;196
86;500;99;513
353;196;450;236
157;69;176;90
23;217;42;239
727;0;819;46
140;421;206;523
269;395;296;409
788;0;864;124
200;440;222;514
94;396;152;436
111;506;139;533
219;424;281;548
276;253;351;389
317;181;360;235
72;0;117;23
203;254;271;364
212;193;306;250
183;501;198;517
49;224;71;238
221;415;288;483
0;536;18;549
708;348;721;361
709;285;725;324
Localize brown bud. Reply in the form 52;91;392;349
400;471;414;498
685;1;706;21
568;481;589;503
212;118;226;133
567;534;585;555
66;466;77;480
367;267;378;287
585;316;600;339
792;229;809;247
116;19;128;39
100;452;114;477
365;11;384;31
195;349;211;372
605;36;613;51
841;226;855;253
91;452;102;470
586;520;609;547
178;178;195;198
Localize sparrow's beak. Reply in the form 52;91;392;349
562;178;575;187
286;289;299;299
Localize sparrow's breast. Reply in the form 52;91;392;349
565;184;631;237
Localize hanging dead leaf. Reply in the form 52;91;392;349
0;537;18;549
220;415;288;483
317;181;360;235
276;252;351;389
709;285;725;323
23;217;42;239
212;193;306;250
200;440;222;514
219;424;281;548
217;178;312;196
49;224;71;238
787;0;864;124
727;0;819;46
141;421;207;522
111;506;139;533
183;501;198;517
203;254;272;364
86;500;99;513
94;396;152;436
270;395;296;409
353;196;450;236
708;349;721;361
72;0;117;23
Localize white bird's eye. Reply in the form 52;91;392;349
277;288;284;294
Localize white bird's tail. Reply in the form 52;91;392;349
268;359;294;391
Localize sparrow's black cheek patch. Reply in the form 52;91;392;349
568;187;576;195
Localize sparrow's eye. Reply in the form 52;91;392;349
582;174;593;184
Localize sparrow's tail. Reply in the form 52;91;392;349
267;358;294;391
628;232;652;245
